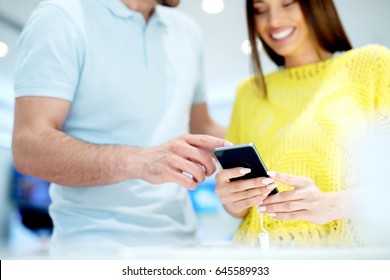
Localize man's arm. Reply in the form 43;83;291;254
189;102;226;138
13;97;231;188
12;97;143;187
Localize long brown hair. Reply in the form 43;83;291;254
246;0;352;95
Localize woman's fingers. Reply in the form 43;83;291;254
257;200;315;214
215;169;277;202
215;168;279;214
232;194;269;213
215;167;251;183
263;210;308;221
219;184;275;204
267;170;314;189
216;168;275;190
262;189;305;205
251;171;332;224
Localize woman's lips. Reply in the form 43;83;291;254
269;27;295;41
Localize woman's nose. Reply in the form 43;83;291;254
268;7;284;27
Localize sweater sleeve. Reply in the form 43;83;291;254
372;45;390;112
225;82;245;144
225;78;258;144
369;45;390;136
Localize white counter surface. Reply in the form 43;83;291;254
2;245;390;260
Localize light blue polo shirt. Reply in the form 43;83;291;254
15;0;206;254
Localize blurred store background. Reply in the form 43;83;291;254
1;0;390;257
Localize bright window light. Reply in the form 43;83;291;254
241;39;252;55
241;39;263;55
0;42;9;58
202;0;224;14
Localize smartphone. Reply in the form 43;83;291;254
214;143;278;195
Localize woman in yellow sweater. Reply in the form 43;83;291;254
215;0;390;247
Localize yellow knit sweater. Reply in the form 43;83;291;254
226;45;390;247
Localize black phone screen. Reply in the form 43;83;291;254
214;143;278;195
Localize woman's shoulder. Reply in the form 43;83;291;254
330;45;390;80
355;44;389;55
237;76;257;90
340;44;390;63
236;76;263;98
236;76;264;102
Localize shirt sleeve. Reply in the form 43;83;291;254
14;3;84;101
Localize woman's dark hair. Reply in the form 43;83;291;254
246;0;352;95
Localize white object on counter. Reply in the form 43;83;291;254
258;213;270;251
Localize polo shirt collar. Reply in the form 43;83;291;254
98;0;168;26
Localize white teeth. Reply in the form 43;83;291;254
271;28;294;40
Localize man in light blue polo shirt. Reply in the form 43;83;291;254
13;0;229;256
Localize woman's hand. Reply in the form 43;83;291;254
215;167;278;218
259;171;351;225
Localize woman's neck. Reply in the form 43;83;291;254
284;48;333;68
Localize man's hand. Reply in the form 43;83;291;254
139;134;232;190
13;97;231;188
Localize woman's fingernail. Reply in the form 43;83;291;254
224;141;234;146
257;206;267;212
267;213;276;217
267;182;278;190
267;171;276;177
262;178;274;185
239;168;251;175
